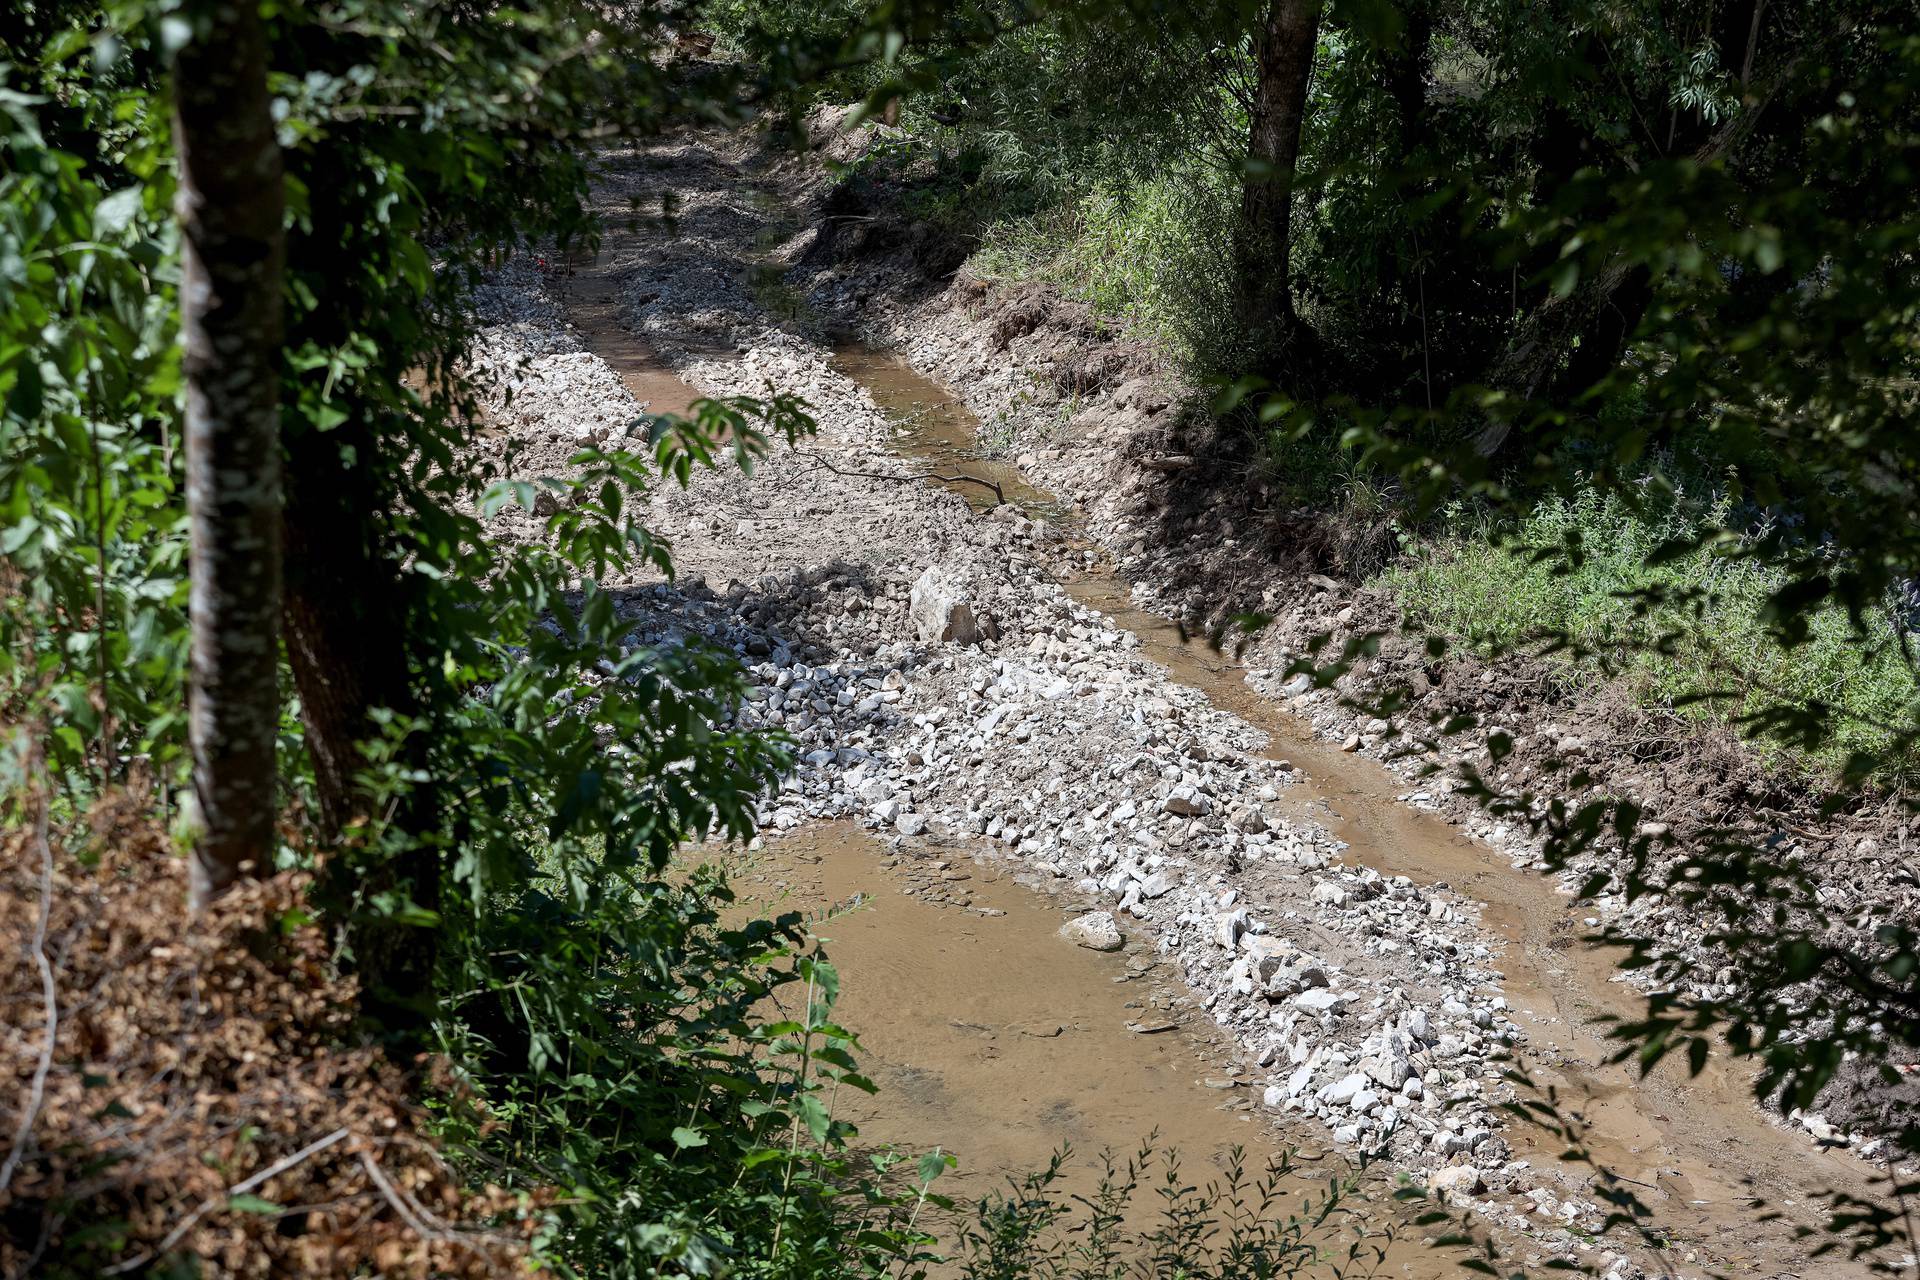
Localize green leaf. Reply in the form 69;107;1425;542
1548;258;1579;299
227;1194;281;1215
794;1093;832;1144
92;187;143;239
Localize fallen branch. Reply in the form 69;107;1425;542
359;1149;445;1242
358;1146;512;1264
99;1127;354;1275
796;448;1005;506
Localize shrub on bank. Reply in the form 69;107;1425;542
1379;484;1920;779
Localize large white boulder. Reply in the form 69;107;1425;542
910;566;985;646
1060;911;1125;952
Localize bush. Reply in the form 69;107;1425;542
1379;482;1920;778
970;170;1241;372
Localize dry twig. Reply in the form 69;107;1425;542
795;448;1005;505
99;1127;355;1276
0;787;57;1195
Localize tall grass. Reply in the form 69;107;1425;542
969;170;1242;372
1378;484;1920;778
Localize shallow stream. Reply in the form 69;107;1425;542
827;345;1873;1269
554;227;1882;1274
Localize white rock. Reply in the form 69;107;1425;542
1316;1072;1368;1106
1286;1061;1316;1098
1060;911;1124;952
1428;1165;1483;1203
910;566;985;646
1363;1054;1411;1089
1293;989;1349;1015
1162;783;1212;817
1214;909;1249;948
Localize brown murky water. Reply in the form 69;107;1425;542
719;825;1457;1276
555;264;704;420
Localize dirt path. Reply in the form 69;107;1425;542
464;129;1899;1278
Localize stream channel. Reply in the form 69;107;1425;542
556;245;1883;1276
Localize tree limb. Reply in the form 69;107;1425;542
795;449;1007;506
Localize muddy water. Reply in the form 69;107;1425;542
837;346;1880;1273
720;824;1455;1276
556;277;1457;1267
828;346;1062;515
555;265;703;419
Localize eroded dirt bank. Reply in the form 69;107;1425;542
461;128;1904;1278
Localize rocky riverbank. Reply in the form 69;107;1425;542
776;108;1920;1170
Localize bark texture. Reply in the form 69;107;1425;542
282;446;416;841
1234;0;1322;374
175;0;286;911
282;417;442;1031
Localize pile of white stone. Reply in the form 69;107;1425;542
582;563;1525;1176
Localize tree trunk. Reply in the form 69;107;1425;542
174;0;285;912
281;442;415;840
282;415;441;1032
1382;0;1433;155
1233;0;1322;374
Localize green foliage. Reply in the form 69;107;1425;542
0;61;186;798
5;3;913;1275
971;168;1242;370
951;1142;1386;1280
436;866;948;1278
1382;483;1920;776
